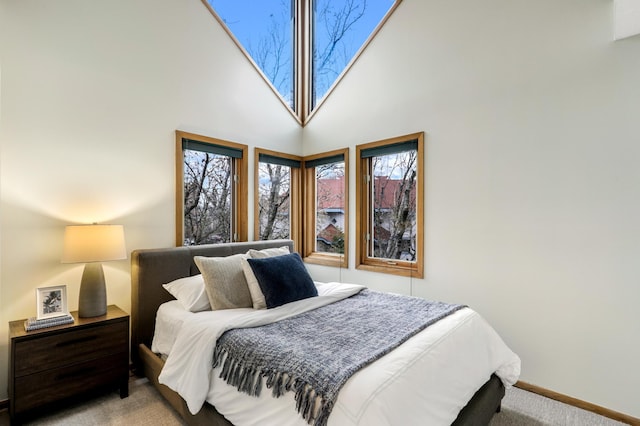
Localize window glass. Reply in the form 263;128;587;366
370;150;417;261
302;149;348;267
255;149;302;250
183;150;233;245
315;161;345;254
257;162;292;240
207;0;295;109
311;0;395;108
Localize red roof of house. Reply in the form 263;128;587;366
317;223;342;242
316;176;416;211
317;177;345;210
371;176;416;210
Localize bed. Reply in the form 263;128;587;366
131;239;520;426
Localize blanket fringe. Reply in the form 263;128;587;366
214;349;263;397
294;382;316;423
314;400;332;426
214;350;329;425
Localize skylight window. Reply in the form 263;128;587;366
204;0;399;124
207;0;295;109
311;0;395;109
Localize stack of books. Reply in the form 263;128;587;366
24;314;74;331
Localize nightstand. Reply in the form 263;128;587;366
8;304;129;424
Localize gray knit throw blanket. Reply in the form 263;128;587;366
212;289;465;426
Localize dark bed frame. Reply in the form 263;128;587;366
130;240;504;425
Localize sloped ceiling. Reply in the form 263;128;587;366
615;0;640;39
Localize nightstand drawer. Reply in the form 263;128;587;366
13;352;127;412
13;320;128;376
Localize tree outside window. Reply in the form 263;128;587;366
183;151;233;245
371;150;417;261
258;162;291;240
176;131;248;246
311;0;395;109
206;0;295;109
254;149;302;250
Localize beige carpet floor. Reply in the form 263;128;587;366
0;376;630;426
0;377;183;426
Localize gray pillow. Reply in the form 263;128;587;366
194;253;252;310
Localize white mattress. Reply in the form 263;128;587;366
153;283;520;425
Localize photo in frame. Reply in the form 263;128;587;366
36;285;69;320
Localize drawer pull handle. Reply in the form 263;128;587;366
56;335;98;347
56;366;97;380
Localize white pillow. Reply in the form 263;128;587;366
241;258;267;309
243;246;290;309
162;274;210;312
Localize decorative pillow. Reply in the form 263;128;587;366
246;246;290;259
194;254;253;310
246;252;318;309
162;274;210;312
243;246;291;309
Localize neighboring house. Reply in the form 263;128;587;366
316;176;416;259
316;177;346;253
370;176;416;260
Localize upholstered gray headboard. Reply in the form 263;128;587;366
130;239;294;369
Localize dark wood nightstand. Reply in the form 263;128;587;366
8;304;129;424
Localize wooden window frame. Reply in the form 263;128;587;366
175;130;248;246
254;148;302;252
302;148;349;268
355;132;424;278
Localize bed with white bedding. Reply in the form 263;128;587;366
131;240;520;426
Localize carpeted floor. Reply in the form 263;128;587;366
489;387;628;426
0;377;630;426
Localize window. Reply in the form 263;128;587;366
311;0;396;110
303;149;349;267
254;148;302;251
204;0;295;109
356;133;424;277
176;131;248;246
203;0;400;123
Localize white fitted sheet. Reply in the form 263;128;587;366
153;283;520;426
151;300;190;357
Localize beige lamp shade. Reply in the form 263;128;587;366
62;224;126;263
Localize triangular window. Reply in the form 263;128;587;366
204;0;399;124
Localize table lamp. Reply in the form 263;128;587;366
62;224;126;317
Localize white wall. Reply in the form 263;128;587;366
0;0;300;401
304;0;640;418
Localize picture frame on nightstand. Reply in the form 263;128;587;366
36;285;69;320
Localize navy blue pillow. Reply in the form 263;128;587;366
246;253;318;309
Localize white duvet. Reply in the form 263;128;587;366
156;282;520;426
